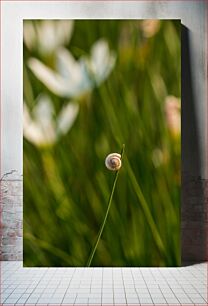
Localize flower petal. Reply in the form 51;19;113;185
56;20;74;46
37;20;74;54
89;39;116;84
141;20;160;38
38;20;58;54
23;103;32;128
33;94;54;125
34;95;56;143
28;58;69;97
23;97;56;146
165;95;181;136
23;21;36;50
57;48;82;84
57;102;79;135
57;48;92;96
24;103;54;146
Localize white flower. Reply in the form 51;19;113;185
23;20;74;54
165;95;181;136
85;39;116;85
28;39;116;98
141;20;160;38
24;95;79;147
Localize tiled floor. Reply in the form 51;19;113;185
0;261;207;305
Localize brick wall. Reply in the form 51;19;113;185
0;172;23;261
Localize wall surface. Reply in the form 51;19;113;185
0;0;207;262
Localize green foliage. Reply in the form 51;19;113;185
23;20;181;267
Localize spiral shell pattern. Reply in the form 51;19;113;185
105;153;122;171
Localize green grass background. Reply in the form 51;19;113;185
23;20;181;267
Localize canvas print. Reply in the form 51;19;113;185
23;20;181;267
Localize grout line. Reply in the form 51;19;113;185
121;268;127;305
0;262;207;306
140;269;154;305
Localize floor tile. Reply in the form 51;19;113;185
0;261;207;306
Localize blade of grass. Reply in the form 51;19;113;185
24;232;75;264
86;144;125;267
125;156;167;261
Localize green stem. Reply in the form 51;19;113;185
86;144;125;267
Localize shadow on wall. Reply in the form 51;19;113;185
181;25;207;265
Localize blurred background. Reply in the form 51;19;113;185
23;20;181;267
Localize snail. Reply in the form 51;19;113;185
105;153;122;171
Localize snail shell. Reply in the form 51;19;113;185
105;153;122;171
